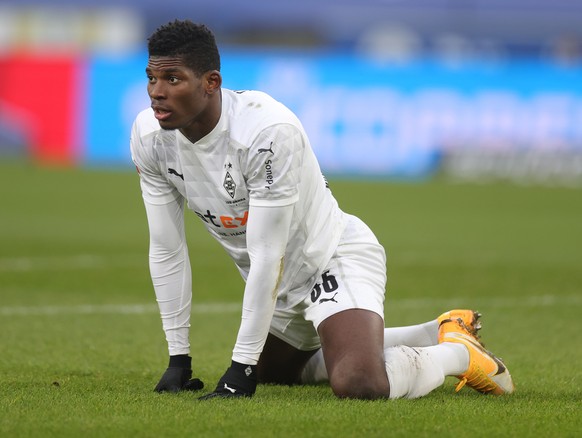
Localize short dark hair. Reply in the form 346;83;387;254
147;20;221;75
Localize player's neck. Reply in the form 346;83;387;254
180;94;222;144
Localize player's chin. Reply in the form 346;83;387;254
157;119;178;131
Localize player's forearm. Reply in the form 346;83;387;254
231;203;293;364
149;244;192;355
232;259;282;364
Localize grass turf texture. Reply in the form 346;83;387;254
0;161;580;437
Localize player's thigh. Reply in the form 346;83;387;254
309;215;389;398
318;309;389;398
257;333;317;385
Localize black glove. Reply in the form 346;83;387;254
154;355;204;393
198;360;257;400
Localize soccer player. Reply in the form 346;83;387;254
130;19;514;399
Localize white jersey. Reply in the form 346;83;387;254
131;89;347;309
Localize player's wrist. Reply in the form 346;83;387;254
230;360;256;373
168;354;191;368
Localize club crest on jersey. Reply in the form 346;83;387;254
223;171;236;199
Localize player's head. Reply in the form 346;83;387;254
148;19;221;76
145;20;223;136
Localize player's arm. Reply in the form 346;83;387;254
199;122;303;399
130;119;202;392
199;202;294;399
143;199;204;392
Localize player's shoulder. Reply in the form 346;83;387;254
224;89;300;128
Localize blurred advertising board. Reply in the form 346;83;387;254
1;50;581;183
84;50;582;182
0;54;84;164
221;51;582;182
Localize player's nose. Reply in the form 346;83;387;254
148;81;167;100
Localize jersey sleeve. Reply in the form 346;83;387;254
130;115;181;205
244;124;304;207
144;199;192;356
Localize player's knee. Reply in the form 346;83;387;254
329;372;389;400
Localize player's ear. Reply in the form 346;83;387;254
205;70;222;95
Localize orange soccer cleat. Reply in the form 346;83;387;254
437;309;482;344
438;310;514;395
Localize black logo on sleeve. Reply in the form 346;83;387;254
168;168;184;180
258;142;275;155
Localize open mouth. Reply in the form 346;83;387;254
153;107;172;121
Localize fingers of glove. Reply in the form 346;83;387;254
182;378;204;391
154;367;192;393
154;380;181;393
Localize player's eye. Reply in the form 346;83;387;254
146;75;155;83
168;76;180;84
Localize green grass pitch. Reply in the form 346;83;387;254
0;160;580;437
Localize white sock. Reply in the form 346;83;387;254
384;343;469;399
384;320;438;348
428;342;469;376
300;320;441;384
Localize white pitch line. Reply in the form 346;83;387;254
0;294;579;317
0;255;143;272
0;255;103;271
384;293;582;310
0;302;241;316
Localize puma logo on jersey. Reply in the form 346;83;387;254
319;292;338;304
258;142;275;155
168;168;184;180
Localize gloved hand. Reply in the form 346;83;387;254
198;360;257;399
154;355;204;393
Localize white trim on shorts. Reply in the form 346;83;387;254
269;214;387;351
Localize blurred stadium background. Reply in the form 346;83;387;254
1;0;581;185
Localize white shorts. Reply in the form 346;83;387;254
269;214;387;351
